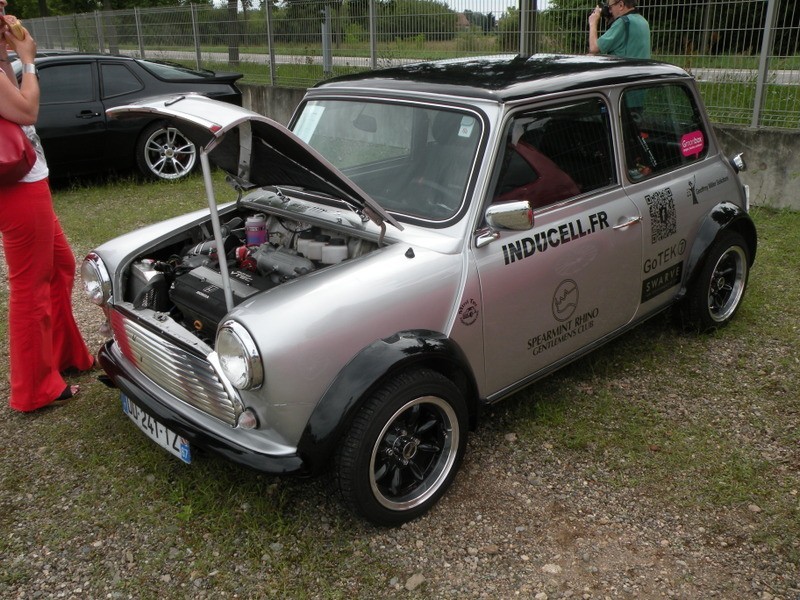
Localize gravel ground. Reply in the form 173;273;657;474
1;247;799;599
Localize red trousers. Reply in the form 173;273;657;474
0;178;94;411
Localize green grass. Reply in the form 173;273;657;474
492;205;800;559
50;173;226;255
1;178;798;595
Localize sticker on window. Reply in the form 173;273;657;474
293;103;326;143
680;131;705;158
458;116;476;138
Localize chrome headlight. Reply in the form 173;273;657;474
81;252;112;306
217;320;263;390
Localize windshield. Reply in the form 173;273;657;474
293;100;481;222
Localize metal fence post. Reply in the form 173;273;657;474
41;17;51;48
95;10;105;53
135;7;145;59
191;3;202;71
57;16;65;49
369;0;377;69
751;0;779;128
519;0;537;57
265;0;276;86
322;5;333;76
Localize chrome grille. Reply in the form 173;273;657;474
110;310;240;425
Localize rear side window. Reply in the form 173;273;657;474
622;84;709;181
39;63;95;104
491;97;615;210
101;63;143;98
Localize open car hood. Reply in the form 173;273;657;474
106;93;401;231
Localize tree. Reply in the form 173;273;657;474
497;6;519;52
464;10;496;33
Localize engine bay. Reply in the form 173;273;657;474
124;207;380;342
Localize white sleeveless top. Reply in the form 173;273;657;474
20;124;49;182
2;69;49;182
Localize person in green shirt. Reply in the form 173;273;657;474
588;0;651;59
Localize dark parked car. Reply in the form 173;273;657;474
82;54;756;525
13;52;242;181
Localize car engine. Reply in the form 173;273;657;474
125;209;378;341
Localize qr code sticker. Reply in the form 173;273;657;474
645;187;677;244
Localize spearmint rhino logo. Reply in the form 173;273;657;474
552;279;578;322
458;298;479;326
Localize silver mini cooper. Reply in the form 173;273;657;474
82;54;756;525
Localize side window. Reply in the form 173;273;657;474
491;98;615;210
622;84;709;181
101;63;144;98
38;63;95;104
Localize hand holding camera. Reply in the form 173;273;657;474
589;2;613;26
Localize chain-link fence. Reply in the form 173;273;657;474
24;0;800;128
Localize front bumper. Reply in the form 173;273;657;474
98;340;307;475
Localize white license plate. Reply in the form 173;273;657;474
121;394;191;464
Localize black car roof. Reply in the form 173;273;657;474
34;50;137;61
312;54;692;103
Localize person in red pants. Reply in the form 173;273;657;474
0;10;94;411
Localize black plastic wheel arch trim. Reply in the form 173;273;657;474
295;330;478;474
678;201;757;300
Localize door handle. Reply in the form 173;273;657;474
613;215;642;230
76;110;101;119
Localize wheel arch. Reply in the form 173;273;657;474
134;117;170;145
678;201;757;300
295;330;480;475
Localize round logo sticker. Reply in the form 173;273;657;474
552;280;579;322
458;298;479;326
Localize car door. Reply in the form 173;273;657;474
35;59;106;175
97;61;151;172
474;96;643;395
618;82;736;317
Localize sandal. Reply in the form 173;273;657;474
51;384;80;407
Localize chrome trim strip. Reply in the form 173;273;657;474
110;310;242;425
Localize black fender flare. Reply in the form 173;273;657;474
678;201;757;299
295;330;479;474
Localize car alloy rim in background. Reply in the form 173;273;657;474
369;395;459;511
143;126;197;180
708;244;747;323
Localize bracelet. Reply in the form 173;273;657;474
22;63;36;75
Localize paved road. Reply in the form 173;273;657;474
692;67;800;85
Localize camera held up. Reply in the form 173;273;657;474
590;2;613;24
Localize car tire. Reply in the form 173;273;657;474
333;368;468;526
136;122;197;181
683;230;750;331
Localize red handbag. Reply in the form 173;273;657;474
0;116;36;185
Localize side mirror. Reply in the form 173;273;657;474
485;200;534;231
476;201;534;248
729;152;746;173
